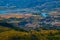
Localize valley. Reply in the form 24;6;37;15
0;11;60;31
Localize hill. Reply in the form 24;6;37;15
0;26;60;40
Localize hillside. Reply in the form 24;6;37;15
0;13;60;30
0;0;60;40
0;26;60;40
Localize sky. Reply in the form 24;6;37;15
0;0;60;14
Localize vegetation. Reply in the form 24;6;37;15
0;26;60;40
0;15;60;40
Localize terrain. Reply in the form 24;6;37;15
0;0;60;40
0;11;60;31
0;26;60;40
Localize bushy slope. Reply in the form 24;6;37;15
0;26;60;40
